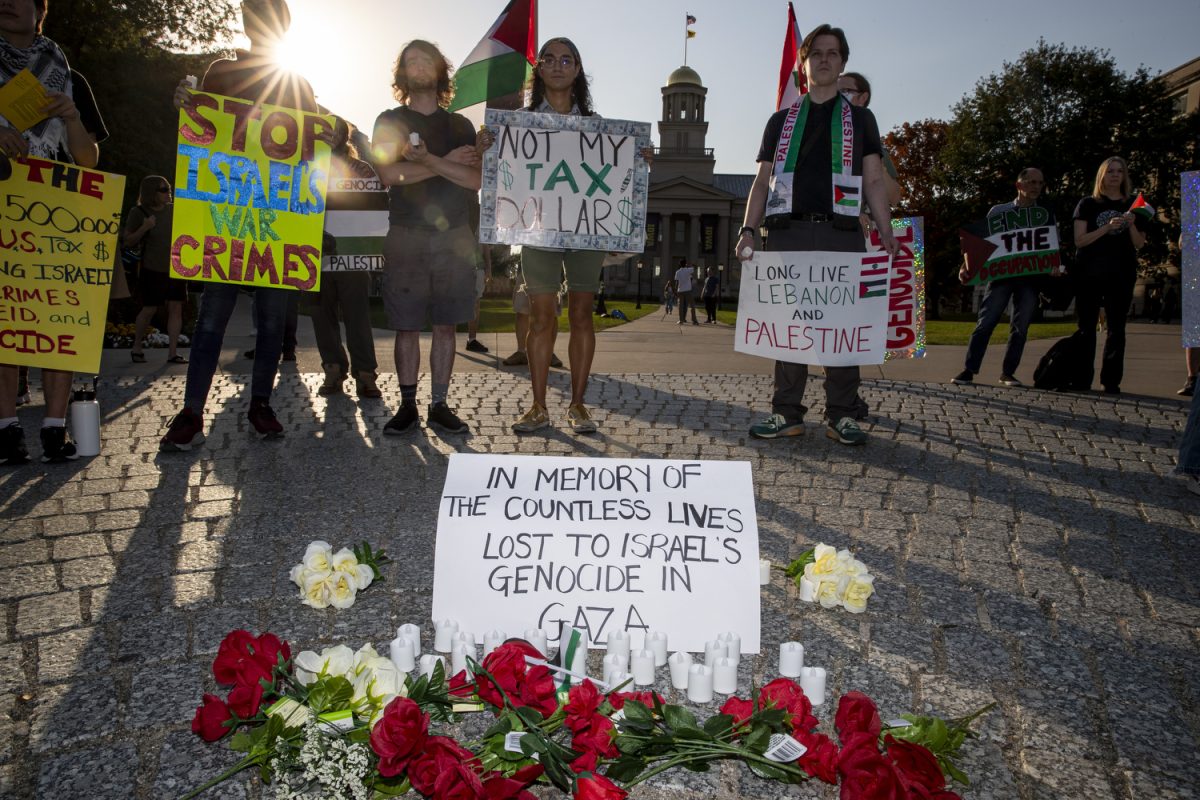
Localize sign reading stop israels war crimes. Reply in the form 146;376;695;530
480;109;651;253
735;250;892;366
170;91;334;291
0;156;124;372
958;205;1060;285
432;454;762;654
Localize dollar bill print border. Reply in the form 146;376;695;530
480;109;652;253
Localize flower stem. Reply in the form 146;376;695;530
179;753;257;800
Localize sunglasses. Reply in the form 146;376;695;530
538;54;576;69
157;186;171;193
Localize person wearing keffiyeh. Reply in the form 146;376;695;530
0;0;108;466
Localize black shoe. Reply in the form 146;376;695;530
384;402;420;435
243;349;255;359
1179;377;1196;397
465;338;489;354
40;426;78;463
1103;385;1121;395
1;424;30;465
247;399;284;438
951;370;974;385
428;401;468;433
281;350;297;362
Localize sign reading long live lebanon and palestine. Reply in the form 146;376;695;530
170;91;334;291
480;109;651;253
0;157;124;372
431;454;761;654
735;250;892;366
958;205;1059;285
322;169;388;272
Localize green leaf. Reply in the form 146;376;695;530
370;776;412;797
673;726;713;741
943;758;970;786
228;731;253;753
784;549;815;578
615;736;647;755
515;706;545;728
682;759;711;772
747;759;793;782
306;675;354;715
604;756;646;783
743;723;771;753
703;714;734;738
663;705;698;732
622;700;653;726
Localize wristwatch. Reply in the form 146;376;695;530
739;226;756;237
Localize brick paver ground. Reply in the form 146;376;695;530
1;370;1197;799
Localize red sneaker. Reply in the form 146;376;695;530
160;408;205;451
247;399;284;438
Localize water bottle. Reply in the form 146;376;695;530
69;378;101;457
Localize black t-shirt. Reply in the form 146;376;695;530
201;51;318;111
126;204;173;273
756;96;882;216
372;106;477;229
1073;195;1145;274
61;70;107;162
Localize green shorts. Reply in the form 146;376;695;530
520;246;604;295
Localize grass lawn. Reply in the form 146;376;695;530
363;298;659;333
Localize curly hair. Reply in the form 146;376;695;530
525;37;593;116
392;40;455;109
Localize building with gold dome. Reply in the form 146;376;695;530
602;65;753;302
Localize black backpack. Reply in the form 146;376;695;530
1033;331;1090;391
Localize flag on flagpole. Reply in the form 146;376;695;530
686;13;696;38
686;14;697;24
776;2;806;111
448;0;538;124
1129;192;1156;221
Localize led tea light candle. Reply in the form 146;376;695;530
602;654;626;683
704;639;725;665
523;629;548;656
718;632;741;660
799;666;827;706
799;577;817;603
686;664;714;703
483;630;506;657
454;631;477;650
419;654;444;679
451;643;469;675
389;636;415;673
645;631;669;666
609;671;633;690
434;619;459;653
606;630;631;660
712;657;738;694
760;559;771;585
668;651;693;689
631;649;656;686
779;642;804;677
397;623;421;652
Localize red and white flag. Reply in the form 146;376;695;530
776;2;806;110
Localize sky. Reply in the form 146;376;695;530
266;0;1199;176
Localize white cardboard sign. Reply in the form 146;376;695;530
431;454;761;654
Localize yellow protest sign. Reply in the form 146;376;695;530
0;156;124;372
0;69;50;131
170;91;333;291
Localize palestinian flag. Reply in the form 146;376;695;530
1129;192;1156;221
322;169;389;273
834;185;859;209
776;2;806;111
448;0;537;122
958;216;1060;285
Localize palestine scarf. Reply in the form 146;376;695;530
766;93;858;217
0;35;73;161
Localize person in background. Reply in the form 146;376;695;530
126;176;187;365
674;257;698;326
701;266;719;323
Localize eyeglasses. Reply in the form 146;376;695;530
841;88;864;97
157;186;171;193
539;54;576;69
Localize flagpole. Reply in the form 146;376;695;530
684;26;688;65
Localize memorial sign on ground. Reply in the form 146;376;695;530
431;454;761;653
735;249;892;366
868;217;926;360
0;156;124;372
321;169;388;272
170;91;334;291
480;109;650;252
958;205;1060;285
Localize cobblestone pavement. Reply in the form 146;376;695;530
1;372;1197;799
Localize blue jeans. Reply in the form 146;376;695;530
184;284;290;411
964;278;1039;376
1178;390;1200;476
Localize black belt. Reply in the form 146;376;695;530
764;213;834;228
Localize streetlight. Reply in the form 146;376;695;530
636;259;644;309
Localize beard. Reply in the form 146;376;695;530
406;73;439;93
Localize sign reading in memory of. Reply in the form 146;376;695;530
321;170;388;272
431;454;761;654
735;250;892;366
0;156;124;372
480;109;651;253
868;217;926;360
170;91;334;291
959;205;1060;285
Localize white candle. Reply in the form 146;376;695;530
606;630;631;659
483;630;506;657
668;651;692;689
419;654;444;679
389;636;416;673
434;619;459;653
712;656;738;694
645;631;669;666
779;642;804;677
718;632;741;660
559;627;587;659
704;639;725;666
799;577;817;602
686;664;714;703
566;637;587;685
454;630;477;649
799;666;827;707
451;643;469;675
603;653;629;682
630;648;656;686
397;623;422;652
760;559;772;585
523;629;548;656
609;671;633;690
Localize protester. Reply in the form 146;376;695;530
160;0;317;450
464;199;489;355
701;267;719;323
738;24;898;446
372;40;483;434
951;168;1051;387
501;270;563;368
674;258;699;325
0;0;108;465
661;280;675;318
836;72;901;210
1072;156;1147;394
310;118;381;398
126;176;187;365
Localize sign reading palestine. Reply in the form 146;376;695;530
959;205;1060;285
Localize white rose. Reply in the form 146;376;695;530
288;563;306;586
352;643;382;672
326;572;358;609
809;544;839;578
331;547;359;575
352;656;401;706
293;644;355;685
301;571;332;609
353;563;375;591
841;573;875;614
302;541;334;572
816;578;842;609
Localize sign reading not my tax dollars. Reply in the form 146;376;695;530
171;91;334;291
432;454;761;654
959;205;1060;285
736;250;892;366
480;109;651;253
0;157;124;372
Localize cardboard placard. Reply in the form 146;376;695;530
868;217;926;360
431;454;761;654
322;170;388;272
959;205;1060;285
170;91;333;291
480;109;651;253
0;156;124;371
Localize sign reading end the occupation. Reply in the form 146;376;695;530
431;454;761;654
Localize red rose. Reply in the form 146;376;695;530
191;693;232;741
409;736;477;795
565;680;604;732
607;691;664;711
370;697;430;777
477;642;558;718
226;681;264;718
449;669;475;698
482;764;544;800
835;692;882;740
570;751;599;775
795;729;839;784
212;629;286;693
574;773;628;800
839;732;904;800
719;696;755;727
757;678;818;732
433;760;485;800
254;632;290;671
212;630;255;684
886;735;946;794
571;715;617;758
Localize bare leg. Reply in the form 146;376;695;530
566;291;595;405
166;301;183;359
394;331;420;387
429;324;456;385
527;294;558;407
514;312;529;354
468;299;481;340
132;305;158;355
42;369;72;418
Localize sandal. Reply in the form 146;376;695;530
130;352;146;363
167;355;188;364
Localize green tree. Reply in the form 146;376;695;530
44;0;234;64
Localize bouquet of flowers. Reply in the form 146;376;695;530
289;541;390;611
784;544;876;613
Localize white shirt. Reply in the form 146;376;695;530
675;266;695;292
